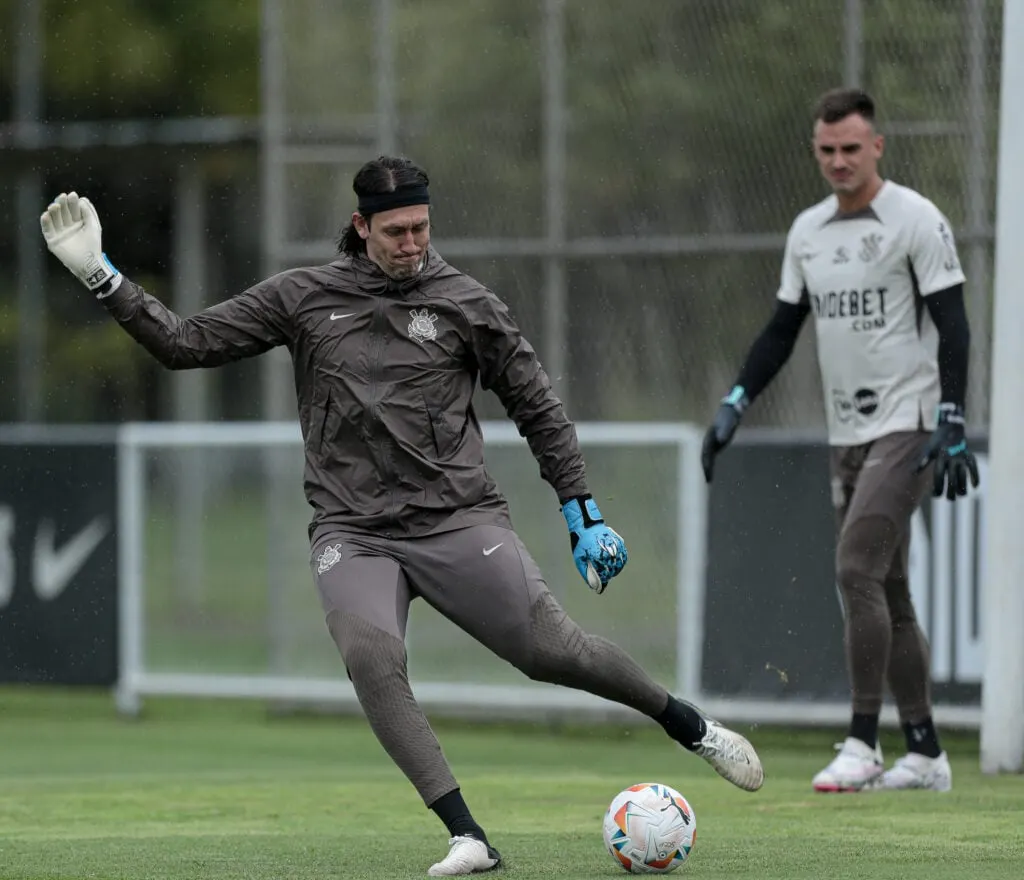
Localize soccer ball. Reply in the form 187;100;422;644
602;782;697;874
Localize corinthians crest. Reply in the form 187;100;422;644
408;308;439;343
316;543;343;575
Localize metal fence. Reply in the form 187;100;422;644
260;0;1003;431
2;0;1005;431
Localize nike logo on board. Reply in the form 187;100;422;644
33;516;110;601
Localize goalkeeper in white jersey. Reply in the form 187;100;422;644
701;88;979;793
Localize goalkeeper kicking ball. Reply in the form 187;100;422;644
602;782;697;874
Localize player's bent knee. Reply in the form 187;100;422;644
326;609;407;685
522;592;597;683
836;514;901;596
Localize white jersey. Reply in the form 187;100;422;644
777;180;966;446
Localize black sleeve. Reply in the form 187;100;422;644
733;297;811;403
923;283;970;410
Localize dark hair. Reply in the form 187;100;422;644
336;155;431;255
814;88;876;125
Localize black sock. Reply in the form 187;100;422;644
429;789;488;843
655;695;708;751
848;713;879;749
903;717;942;759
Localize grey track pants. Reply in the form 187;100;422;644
310;523;670;805
830;430;934;723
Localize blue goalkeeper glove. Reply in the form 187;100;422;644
560;494;627;594
915;403;980;500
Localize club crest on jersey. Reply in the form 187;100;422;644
858;233;884;263
316;543;343;575
408;308;439;343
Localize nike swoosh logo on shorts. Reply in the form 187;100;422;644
482;543;504;556
330;312;355;320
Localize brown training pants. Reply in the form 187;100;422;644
310;523;670;806
830;430;934;724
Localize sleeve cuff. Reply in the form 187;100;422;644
95;272;124;299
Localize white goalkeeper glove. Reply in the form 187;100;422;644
40;192;122;295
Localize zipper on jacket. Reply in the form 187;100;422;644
366;296;397;529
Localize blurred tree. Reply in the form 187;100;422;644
44;0;259;119
0;0;262;422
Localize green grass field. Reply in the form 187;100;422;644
2;688;1022;879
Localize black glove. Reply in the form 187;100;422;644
915;403;980;500
701;386;748;483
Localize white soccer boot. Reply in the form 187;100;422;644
812;736;884;792
427;835;502;876
692;719;765;792
876;751;952;792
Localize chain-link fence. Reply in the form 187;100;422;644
264;0;1002;431
0;0;1004;431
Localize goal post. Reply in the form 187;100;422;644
112;415;1011;735
113;420;706;721
980;0;1024;775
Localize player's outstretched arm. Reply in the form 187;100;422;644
40;192;291;370
701;298;809;482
